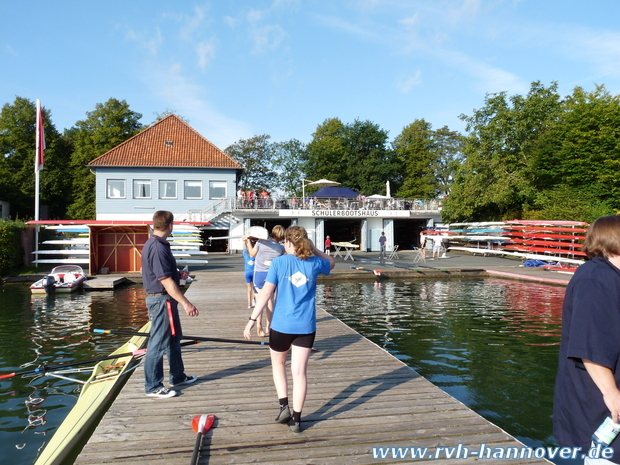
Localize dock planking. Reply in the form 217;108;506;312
74;270;549;464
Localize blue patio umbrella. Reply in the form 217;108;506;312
308;187;359;198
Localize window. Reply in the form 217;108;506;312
159;180;177;199
184;180;202;199
107;179;125;198
133;179;151;199
209;181;227;199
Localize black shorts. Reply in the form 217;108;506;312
269;328;316;352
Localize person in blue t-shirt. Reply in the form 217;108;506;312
244;225;335;433
242;237;256;309
554;215;620;464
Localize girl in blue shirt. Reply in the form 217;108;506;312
244;226;335;433
242;237;255;309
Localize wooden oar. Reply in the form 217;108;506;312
0;340;202;381
0;348;147;380
93;329;267;346
190;414;215;464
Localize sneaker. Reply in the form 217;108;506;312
287;417;302;433
170;375;198;387
275;405;291;424
146;387;178;398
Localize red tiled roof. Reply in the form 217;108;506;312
88;114;242;169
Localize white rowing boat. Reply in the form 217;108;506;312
34;322;150;465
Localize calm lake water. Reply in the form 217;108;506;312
0;283;147;465
1;277;566;464
317;278;565;456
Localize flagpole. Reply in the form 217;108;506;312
34;99;42;265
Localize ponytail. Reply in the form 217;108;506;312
285;226;313;260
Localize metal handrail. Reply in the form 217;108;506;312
187;196;441;222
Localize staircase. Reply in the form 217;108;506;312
186;198;238;223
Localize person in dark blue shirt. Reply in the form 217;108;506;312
141;210;199;398
555;215;620;464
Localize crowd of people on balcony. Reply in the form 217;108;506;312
235;189;441;211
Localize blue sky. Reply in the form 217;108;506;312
2;0;620;150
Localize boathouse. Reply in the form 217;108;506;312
31;115;444;266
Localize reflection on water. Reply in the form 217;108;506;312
0;284;146;465
317;278;565;453
2;277;566;464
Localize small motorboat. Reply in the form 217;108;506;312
30;265;87;294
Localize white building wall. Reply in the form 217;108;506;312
94;166;238;221
297;217;316;245
367;217;384;251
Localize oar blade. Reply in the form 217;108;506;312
192;414;215;434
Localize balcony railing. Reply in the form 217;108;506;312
186;196;441;222
234;197;441;211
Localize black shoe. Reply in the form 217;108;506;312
287;417;301;433
275;405;291;424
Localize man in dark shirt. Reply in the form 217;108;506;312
555;216;620;464
142;210;199;398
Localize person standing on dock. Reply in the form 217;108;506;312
378;231;387;259
247;225;285;337
242;236;256;308
554;215;620;463
244;226;335;433
324;235;331;256
142;210;199;398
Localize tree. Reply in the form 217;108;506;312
304;118;347;187
524;185;614;224
67;98;144;219
341;119;400;195
442;81;562;222
0;97;72;219
305;118;400;196
152;109;190;124
393;119;435;198
432;126;463;198
272;139;308;196
533;85;620;209
225;135;278;192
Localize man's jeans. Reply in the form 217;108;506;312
144;295;186;393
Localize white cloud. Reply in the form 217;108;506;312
444;50;526;94
147;62;252;148
4;44;17;56
246;8;286;53
247;8;264;23
224;15;240;28
446;0;482;23
126;28;163;56
396;70;422;93
179;5;207;40
250;23;286;53
196;41;216;70
313;13;378;41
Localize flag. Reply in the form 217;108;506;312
35;99;45;172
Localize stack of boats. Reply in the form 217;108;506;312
443;220;589;273
32;224;208;268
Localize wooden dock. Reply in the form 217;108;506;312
74;270;548;464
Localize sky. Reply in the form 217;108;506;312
2;0;620;150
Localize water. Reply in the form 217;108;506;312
317;278;565;457
0;284;147;465
1;277;567;464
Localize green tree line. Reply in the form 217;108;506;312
2;80;619;224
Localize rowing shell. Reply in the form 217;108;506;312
34;322;150;465
209;225;269;241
